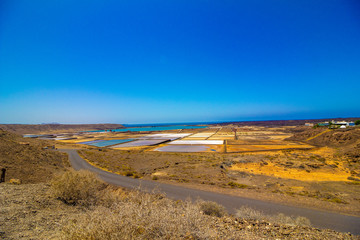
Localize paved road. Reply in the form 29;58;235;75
62;149;360;235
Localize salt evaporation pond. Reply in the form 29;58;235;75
137;133;191;140
77;140;104;145
87;139;134;147
155;145;209;152
111;139;169;148
169;140;224;145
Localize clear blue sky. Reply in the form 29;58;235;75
1;0;359;124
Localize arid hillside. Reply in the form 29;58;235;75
287;127;360;147
217;118;360;127
287;127;360;163
0;123;124;134
0;130;69;183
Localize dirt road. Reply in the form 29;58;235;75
62;149;360;235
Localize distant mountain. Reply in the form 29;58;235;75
0;123;124;134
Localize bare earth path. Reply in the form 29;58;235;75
61;149;360;235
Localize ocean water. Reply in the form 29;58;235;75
111;125;207;132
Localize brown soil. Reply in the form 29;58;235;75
0;130;69;183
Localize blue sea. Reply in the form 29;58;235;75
111;125;207;132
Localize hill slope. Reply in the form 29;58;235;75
0;130;68;183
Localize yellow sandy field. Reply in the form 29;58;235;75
230;162;351;182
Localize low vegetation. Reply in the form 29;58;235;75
236;206;311;227
48;170;324;240
227;181;249;189
1;166;359;239
50;170;107;206
199;201;226;217
51;170;231;239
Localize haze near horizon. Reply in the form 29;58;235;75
1;1;359;124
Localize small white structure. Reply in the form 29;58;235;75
340;125;346;129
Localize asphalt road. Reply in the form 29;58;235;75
62;149;360;235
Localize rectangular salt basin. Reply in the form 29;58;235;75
77;140;104;145
169;140;224;145
154;145;209;152
137;133;191;140
54;137;77;140
111;139;169;148
188;133;215;138
88;139;134;147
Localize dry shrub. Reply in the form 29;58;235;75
199;201;226;217
50;170;107;206
236;206;311;227
236;206;264;220
61;190;218;240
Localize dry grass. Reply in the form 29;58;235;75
3;171;357;240
52;170;317;239
50;170;107;206
236;206;311;227
51;170;222;239
61;195;218;239
199;201;226;217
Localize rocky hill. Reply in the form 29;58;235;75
287;127;360;147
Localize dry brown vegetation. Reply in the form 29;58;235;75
236;206;311;227
50;170;107;206
1;167;359;239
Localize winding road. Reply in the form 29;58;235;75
62;149;360;235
